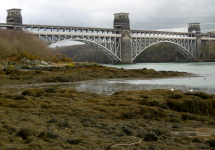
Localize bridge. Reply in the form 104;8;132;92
1;9;215;63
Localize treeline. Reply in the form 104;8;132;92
201;41;215;59
0;28;53;62
52;43;185;63
52;44;112;63
53;41;215;63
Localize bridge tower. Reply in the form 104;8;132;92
6;8;23;31
114;13;132;64
188;23;201;58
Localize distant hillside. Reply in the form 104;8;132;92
52;44;112;63
52;41;215;63
201;41;215;59
52;43;186;63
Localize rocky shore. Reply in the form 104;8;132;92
1;62;215;150
0;87;215;149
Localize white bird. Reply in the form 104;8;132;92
171;88;174;91
188;89;193;92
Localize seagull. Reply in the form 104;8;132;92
171;88;174;91
188;89;193;92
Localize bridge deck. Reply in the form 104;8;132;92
1;23;215;40
32;31;121;37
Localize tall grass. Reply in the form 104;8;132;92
0;28;53;61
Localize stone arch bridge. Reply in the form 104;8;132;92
1;9;215;63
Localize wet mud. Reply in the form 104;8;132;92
0;66;189;86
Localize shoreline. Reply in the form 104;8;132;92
1;65;215;149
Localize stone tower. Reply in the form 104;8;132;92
6;8;22;31
188;23;201;58
114;13;132;64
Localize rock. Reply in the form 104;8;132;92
148;144;160;150
144;131;158;141
40;61;48;65
20;57;27;63
136;130;147;138
122;126;133;136
83;121;92;127
172;124;181;128
205;139;215;147
31;60;40;65
193;137;204;143
47;61;53;65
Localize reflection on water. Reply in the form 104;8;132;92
1;62;215;95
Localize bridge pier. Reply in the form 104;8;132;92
188;23;201;58
114;13;133;64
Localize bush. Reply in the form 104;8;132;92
52;54;73;63
17;51;40;61
0;28;53;61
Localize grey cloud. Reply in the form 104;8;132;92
0;0;215;32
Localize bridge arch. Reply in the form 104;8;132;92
36;33;122;62
71;39;121;62
132;40;196;61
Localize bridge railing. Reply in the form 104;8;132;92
130;30;197;38
22;24;121;35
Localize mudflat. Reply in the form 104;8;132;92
0;66;215;150
0;65;189;86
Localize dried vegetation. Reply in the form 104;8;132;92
0;87;215;149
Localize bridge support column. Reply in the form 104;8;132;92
188;23;201;58
114;13;133;64
121;30;133;64
196;35;202;58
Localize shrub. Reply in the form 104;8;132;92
0;28;53;61
17;51;40;61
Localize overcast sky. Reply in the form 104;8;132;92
0;0;215;46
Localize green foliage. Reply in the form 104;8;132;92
52;43;187;63
135;43;185;62
201;41;215;59
52;44;112;63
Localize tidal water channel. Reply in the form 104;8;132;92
1;62;215;95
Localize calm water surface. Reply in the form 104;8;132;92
76;62;215;95
1;62;215;95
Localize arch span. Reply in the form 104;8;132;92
40;35;122;62
132;41;196;61
71;39;121;62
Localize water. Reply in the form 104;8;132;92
76;62;215;95
1;62;215;95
